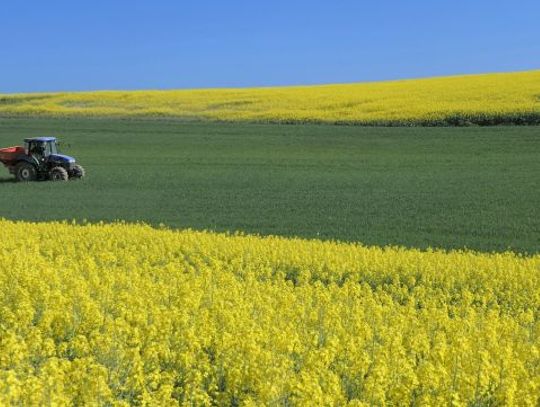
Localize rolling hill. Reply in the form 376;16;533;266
1;70;539;125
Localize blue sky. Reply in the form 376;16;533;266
1;0;539;92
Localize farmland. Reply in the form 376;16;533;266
0;77;539;406
2;0;540;401
0;219;539;405
1;70;539;125
0;118;538;253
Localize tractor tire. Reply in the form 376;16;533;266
70;164;86;179
15;162;37;182
50;167;69;182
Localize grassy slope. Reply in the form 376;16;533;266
0;70;539;125
0;118;538;253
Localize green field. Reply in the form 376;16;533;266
0;118;538;253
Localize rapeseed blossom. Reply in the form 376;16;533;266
0;220;538;405
0;70;539;125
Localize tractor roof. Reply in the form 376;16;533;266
24;137;57;142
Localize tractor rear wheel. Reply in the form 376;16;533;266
15;162;37;182
50;167;69;181
70;164;86;179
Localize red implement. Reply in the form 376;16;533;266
0;146;26;166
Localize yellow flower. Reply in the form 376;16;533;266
0;219;538;405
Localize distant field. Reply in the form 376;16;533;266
0;118;538;253
1;70;540;125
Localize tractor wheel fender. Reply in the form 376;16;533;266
16;156;38;166
15;161;37;182
50;166;69;182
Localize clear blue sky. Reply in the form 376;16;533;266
1;0;539;93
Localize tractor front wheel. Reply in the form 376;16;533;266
15;162;37;182
50;167;69;181
70;164;86;179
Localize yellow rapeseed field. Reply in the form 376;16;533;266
0;220;538;405
1;70;539;125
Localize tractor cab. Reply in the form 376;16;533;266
24;137;58;159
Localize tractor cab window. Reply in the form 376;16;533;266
30;142;46;158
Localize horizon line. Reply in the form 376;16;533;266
1;68;539;96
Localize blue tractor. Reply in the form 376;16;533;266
0;137;85;182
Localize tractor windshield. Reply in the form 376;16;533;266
44;141;58;156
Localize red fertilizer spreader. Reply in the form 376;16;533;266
0;146;26;167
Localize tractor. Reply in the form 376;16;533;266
0;137;85;182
